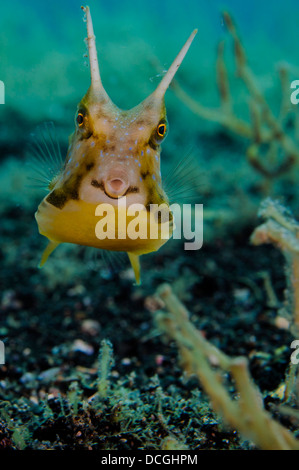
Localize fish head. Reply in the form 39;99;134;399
63;86;169;210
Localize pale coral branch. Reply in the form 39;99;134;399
216;41;231;113
171;11;299;179
251;199;299;328
222;12;299;168
155;283;299;450
278;64;292;123
292;256;299;329
171;80;253;138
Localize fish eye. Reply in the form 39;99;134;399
76;112;84;126
157;122;166;137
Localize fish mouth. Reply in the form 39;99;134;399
104;177;129;198
101;167;132;198
91;178;139;199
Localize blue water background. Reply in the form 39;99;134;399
1;0;298;116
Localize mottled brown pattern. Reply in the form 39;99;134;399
85;162;95;172
91;179;105;189
46;189;68;209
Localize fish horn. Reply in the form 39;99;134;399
82;5;109;99
152;29;198;100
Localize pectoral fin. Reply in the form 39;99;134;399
39;240;60;268
127;252;141;285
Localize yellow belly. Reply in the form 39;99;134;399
35;197;172;255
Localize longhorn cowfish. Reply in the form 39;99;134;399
35;6;197;284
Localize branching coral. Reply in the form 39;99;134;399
155;283;299;450
172;12;299;180
251;198;299;332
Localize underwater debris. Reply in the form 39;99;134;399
155;283;299;450
172;12;299;182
